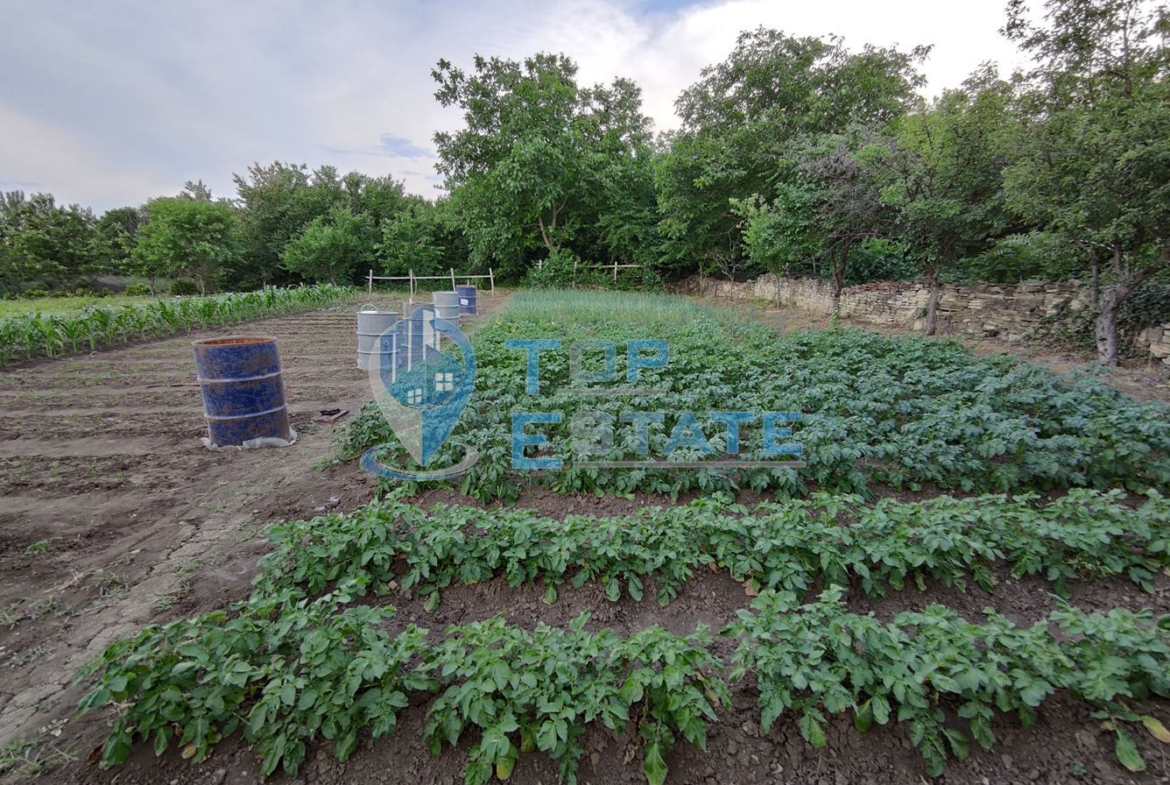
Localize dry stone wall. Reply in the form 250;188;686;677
683;274;1170;367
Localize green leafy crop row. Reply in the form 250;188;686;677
729;586;1170;776
77;587;1169;781
77;591;724;785
337;291;1170;501
254;489;1170;608
0;284;353;366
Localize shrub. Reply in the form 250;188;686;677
22;289;49;300
124;283;152;297
170;279;200;296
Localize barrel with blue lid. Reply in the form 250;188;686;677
193;336;291;446
456;285;477;316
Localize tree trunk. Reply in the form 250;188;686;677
1089;259;1099;308
830;246;849;324
924;268;942;336
1096;284;1124;366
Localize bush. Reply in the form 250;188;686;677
524;250;664;292
170;280;200;296
123;283;152;297
22;289;49;300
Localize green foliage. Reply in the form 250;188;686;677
0;284;351;367
77;592;431;778
336;290;1170;502
0;191;100;292
134;197;240;295
1003;0;1170;363
253;490;1170;609
432;52;657;278
78;490;1169;780
728;586;1170;775
378;197;470;277
422;614;725;785
123;283;152;296
169;279;200;296
281;206;373;285
657;29;928;276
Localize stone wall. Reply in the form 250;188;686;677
685;273;1088;343
1140;324;1170;366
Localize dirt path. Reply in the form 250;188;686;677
0;294;510;764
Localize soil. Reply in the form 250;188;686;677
2;292;1169;785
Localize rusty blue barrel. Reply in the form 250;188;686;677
456;285;477;316
193;336;291;446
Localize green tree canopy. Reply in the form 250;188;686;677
657;28;929;276
281;205;373;285
432;52;655;277
133;197;239;294
1003;0;1170;364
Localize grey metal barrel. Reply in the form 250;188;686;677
432;291;460;322
357;306;399;370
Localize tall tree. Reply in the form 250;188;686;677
737;131;896;311
432;52;654;277
95;206;146;278
657;28;928;277
0;191;98;290
133;198;239;294
882;68;1017;334
1002;0;1170;365
281;205;372;285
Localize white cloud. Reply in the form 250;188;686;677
0;0;1028;211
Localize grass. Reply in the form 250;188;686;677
0;294;166;319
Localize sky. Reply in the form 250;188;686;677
0;0;1028;213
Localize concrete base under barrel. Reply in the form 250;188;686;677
193;336;292;447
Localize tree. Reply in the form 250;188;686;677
133;198;239;294
0;191;98;290
738;131;896;311
432;52;654;277
378;197;467;277
281;205;372;285
95;206;145;278
230;162;352;288
1002;0;1170;365
657;28;929;277
882;69;1016;334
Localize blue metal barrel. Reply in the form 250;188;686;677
456;285;478;316
193;336;291;447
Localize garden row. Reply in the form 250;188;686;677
0;284;354;367
79;585;1170;783
258;489;1170;610
336;291;1170;501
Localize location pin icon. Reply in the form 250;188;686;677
368;307;476;468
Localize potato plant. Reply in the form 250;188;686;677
253;489;1170;608
727;586;1170;776
336;291;1170;502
